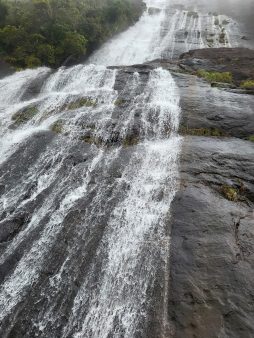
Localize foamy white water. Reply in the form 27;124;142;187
62;69;181;338
89;0;241;65
0;0;243;336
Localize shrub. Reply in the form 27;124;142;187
25;55;41;68
36;44;55;66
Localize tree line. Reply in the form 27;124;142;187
0;0;144;69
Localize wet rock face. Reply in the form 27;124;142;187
175;72;254;139
165;47;254;338
0;63;181;337
180;47;254;82
0;47;253;337
107;49;254;338
168;138;254;338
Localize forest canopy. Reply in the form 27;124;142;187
0;0;144;69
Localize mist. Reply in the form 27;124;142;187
174;0;254;35
165;0;254;46
202;0;254;29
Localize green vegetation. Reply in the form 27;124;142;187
80;134;102;146
248;135;254;142
240;80;254;89
114;98;126;106
197;69;233;84
65;97;97;110
180;127;226;137
12;105;38;125
0;0;144;69
51;120;64;134
123;135;139;146
221;184;238;201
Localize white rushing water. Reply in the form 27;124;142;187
89;0;241;65
61;68;181;338
0;0;243;337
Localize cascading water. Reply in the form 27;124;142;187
0;0;243;337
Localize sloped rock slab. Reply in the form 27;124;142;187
168;137;254;338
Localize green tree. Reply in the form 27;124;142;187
0;0;144;69
0;1;8;27
36;43;55;65
56;31;87;63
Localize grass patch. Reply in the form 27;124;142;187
180;127;226;137
240;80;254;89
221;185;238;201
197;69;233;83
12;105;38;125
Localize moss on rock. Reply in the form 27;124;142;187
180;127;227;137
123;135;139;147
197;69;233;83
221;185;238;201
240;80;254;89
114;98;126;106
80;134;102;146
65;98;97;111
51;120;64;134
12;105;39;126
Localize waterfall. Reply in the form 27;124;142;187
61;69;181;338
0;0;241;337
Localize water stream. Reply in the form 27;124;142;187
0;1;243;337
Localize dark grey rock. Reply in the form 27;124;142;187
168;137;254;338
0;48;253;338
173;72;254;139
